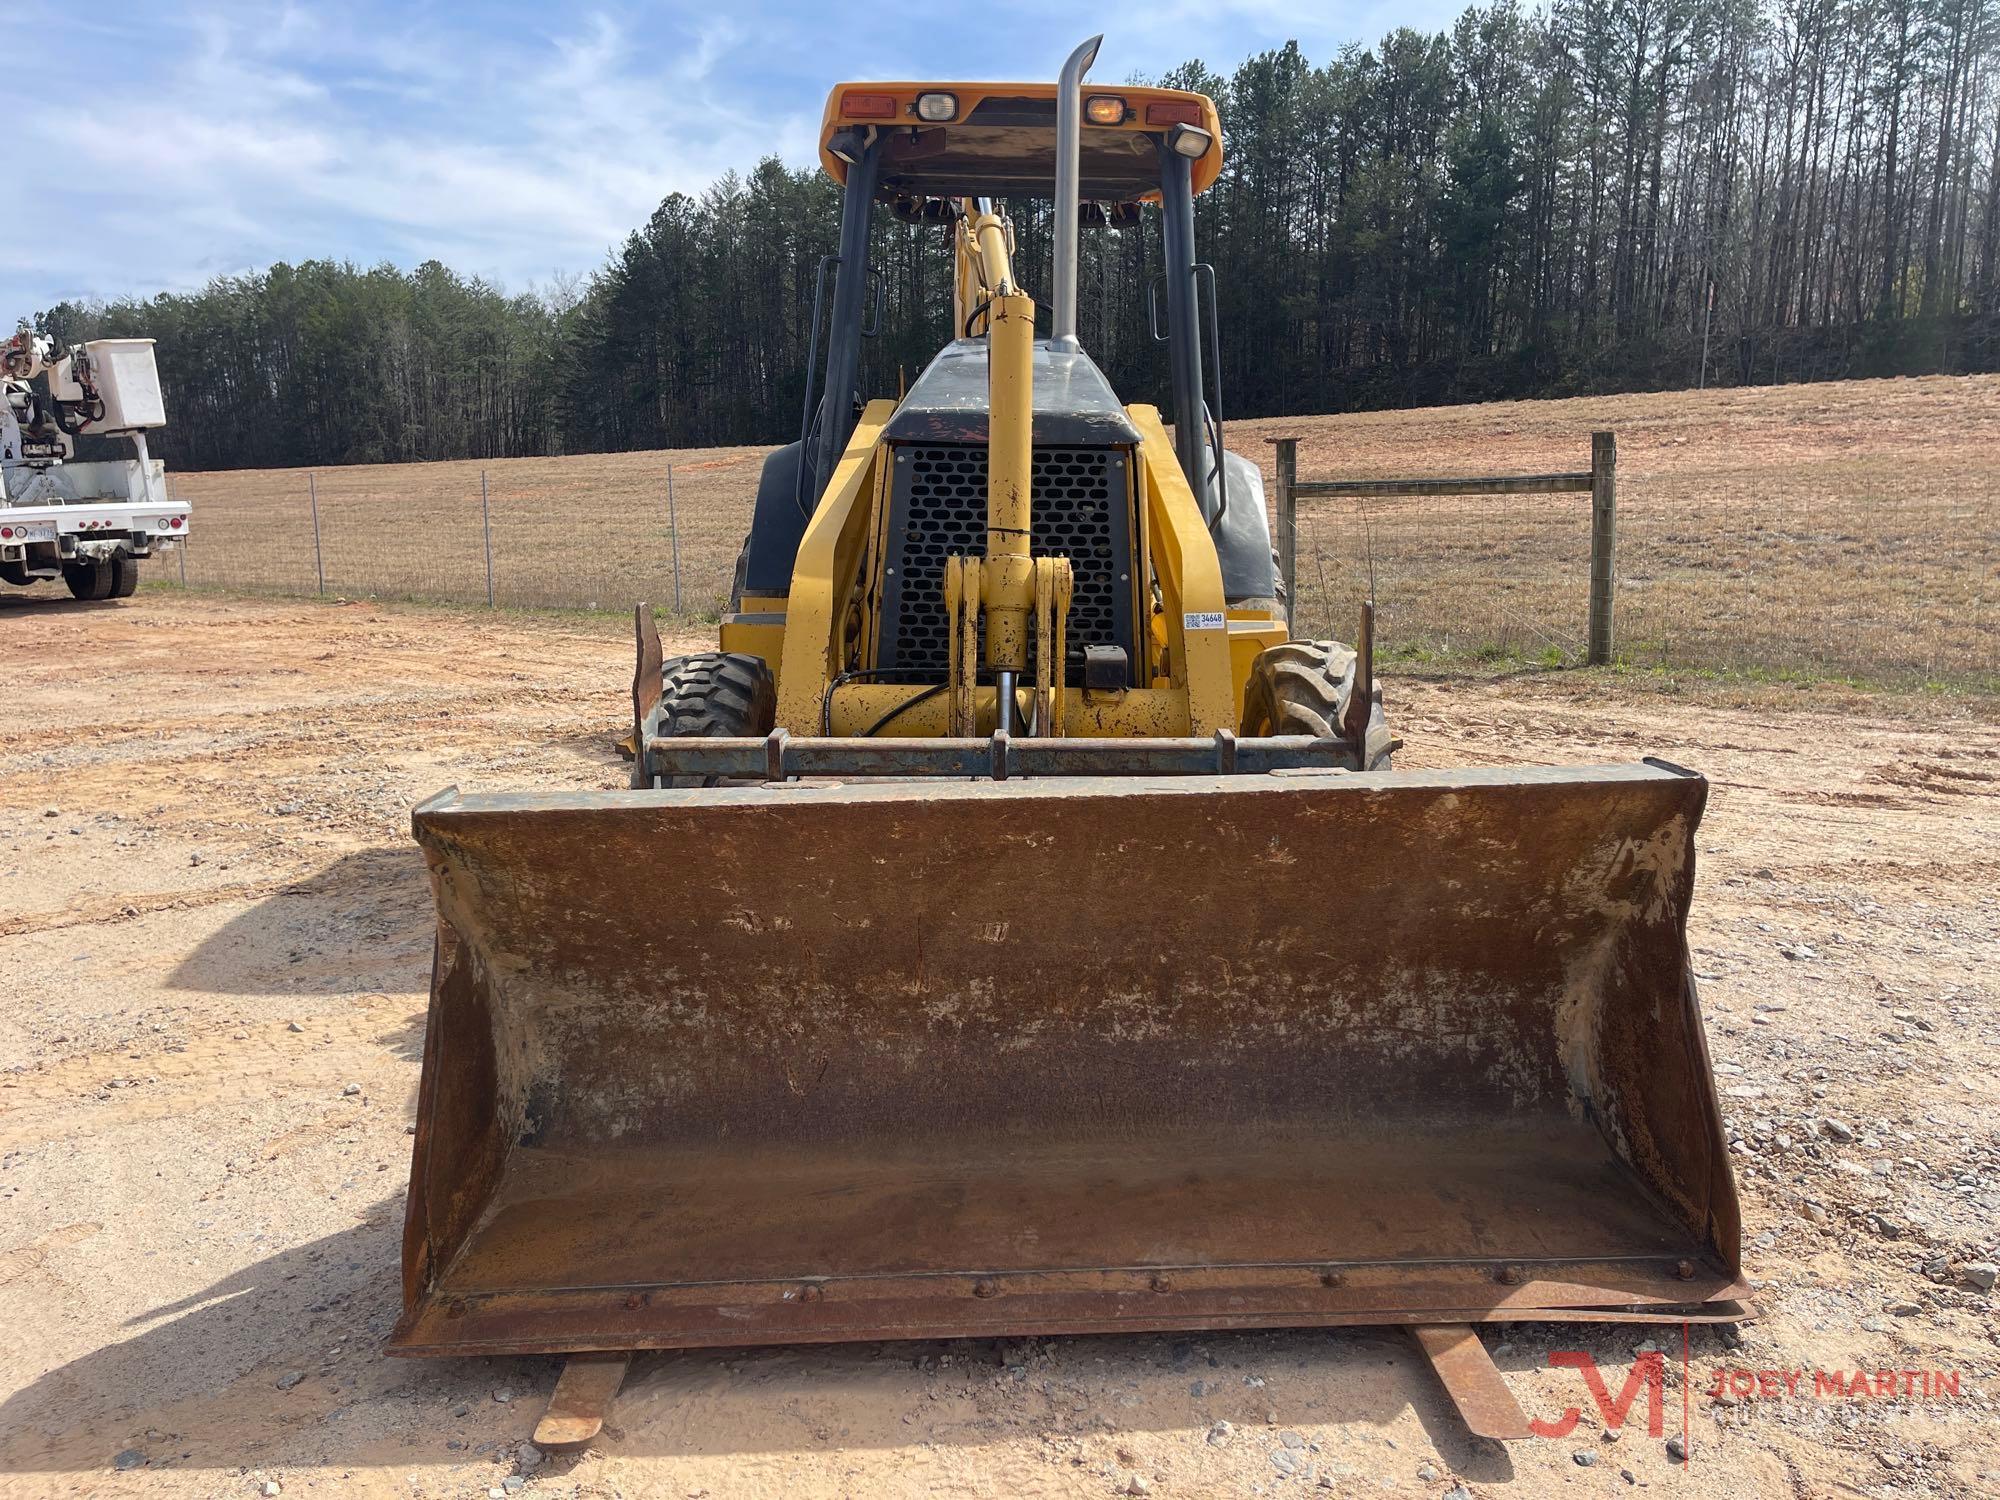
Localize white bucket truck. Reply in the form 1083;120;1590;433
1;329;187;600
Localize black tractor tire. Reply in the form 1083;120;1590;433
109;556;141;598
1241;639;1395;771
63;559;115;601
651;651;777;788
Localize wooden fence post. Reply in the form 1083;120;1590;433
480;470;495;608
1587;430;1617;665
307;471;324;596
667;464;682;613
1269;436;1298;618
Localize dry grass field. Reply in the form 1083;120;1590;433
156;373;1998;692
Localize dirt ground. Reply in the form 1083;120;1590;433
1;590;1996;1499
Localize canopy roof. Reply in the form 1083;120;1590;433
818;82;1223;203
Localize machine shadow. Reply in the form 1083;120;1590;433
549;724;632;774
165;846;433;1002
0;1207;413;1477
0;1194;1573;1478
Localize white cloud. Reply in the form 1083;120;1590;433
20;2;816;307
17;0;1465;310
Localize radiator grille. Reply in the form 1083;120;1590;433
876;444;1134;682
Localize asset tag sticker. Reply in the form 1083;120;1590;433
1182;611;1226;631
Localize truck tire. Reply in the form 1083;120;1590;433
109;556;141;598
63;559;115;601
1241;640;1394;771
652;651;776;788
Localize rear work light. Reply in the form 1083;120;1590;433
914;91;957;122
1084;95;1126;125
1145;99;1205;126
841;92;898;119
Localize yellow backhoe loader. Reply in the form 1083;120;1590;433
396;39;1745;1445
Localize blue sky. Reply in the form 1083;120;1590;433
16;0;1463;311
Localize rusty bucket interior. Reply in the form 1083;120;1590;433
394;763;1744;1357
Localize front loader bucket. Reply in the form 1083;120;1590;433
394;763;1743;1357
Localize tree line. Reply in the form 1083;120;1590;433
36;0;2000;472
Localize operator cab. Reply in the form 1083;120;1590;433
740;71;1274;623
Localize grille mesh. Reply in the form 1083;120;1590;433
877;445;1132;681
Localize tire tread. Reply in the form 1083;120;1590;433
650;651;777;787
1241;639;1393;770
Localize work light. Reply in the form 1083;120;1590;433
915;92;957;122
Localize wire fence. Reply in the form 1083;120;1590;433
156;445;1996;692
1285;487;1597;668
1282;457;1996;689
1619;467;1995;688
162;451;750;619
